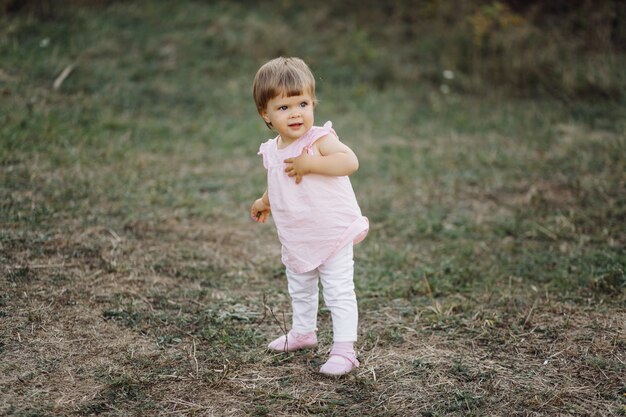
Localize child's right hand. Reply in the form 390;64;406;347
250;198;271;223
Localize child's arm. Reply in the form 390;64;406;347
250;189;271;223
283;134;359;184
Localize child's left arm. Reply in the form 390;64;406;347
283;134;359;184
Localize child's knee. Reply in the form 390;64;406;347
322;285;356;305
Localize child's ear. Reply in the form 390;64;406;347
260;109;270;124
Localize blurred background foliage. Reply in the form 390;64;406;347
2;0;624;101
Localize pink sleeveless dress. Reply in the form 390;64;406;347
258;121;369;273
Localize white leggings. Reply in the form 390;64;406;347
286;244;358;342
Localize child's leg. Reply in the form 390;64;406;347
318;244;358;342
267;267;319;352
286;267;320;335
318;244;360;376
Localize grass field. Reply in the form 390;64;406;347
1;1;625;416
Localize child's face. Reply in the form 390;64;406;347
261;90;315;143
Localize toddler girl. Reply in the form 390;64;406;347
250;57;369;376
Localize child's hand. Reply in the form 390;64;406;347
250;198;271;223
284;148;311;184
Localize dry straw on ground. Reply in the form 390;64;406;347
2;218;624;416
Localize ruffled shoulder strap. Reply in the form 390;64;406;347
258;137;277;169
302;121;338;153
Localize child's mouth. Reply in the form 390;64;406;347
289;123;303;129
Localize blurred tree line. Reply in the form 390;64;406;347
2;0;624;100
321;0;625;100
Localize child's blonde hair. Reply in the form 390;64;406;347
253;57;317;121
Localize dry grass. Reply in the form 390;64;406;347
2;210;624;416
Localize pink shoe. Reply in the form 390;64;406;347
319;345;360;376
267;330;317;353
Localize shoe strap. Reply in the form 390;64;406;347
329;348;360;368
290;330;316;341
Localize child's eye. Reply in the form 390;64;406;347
279;105;288;111
300;102;308;108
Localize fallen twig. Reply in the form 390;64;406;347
192;338;199;379
5;263;80;270
262;293;289;350
523;298;540;328
53;63;76;90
